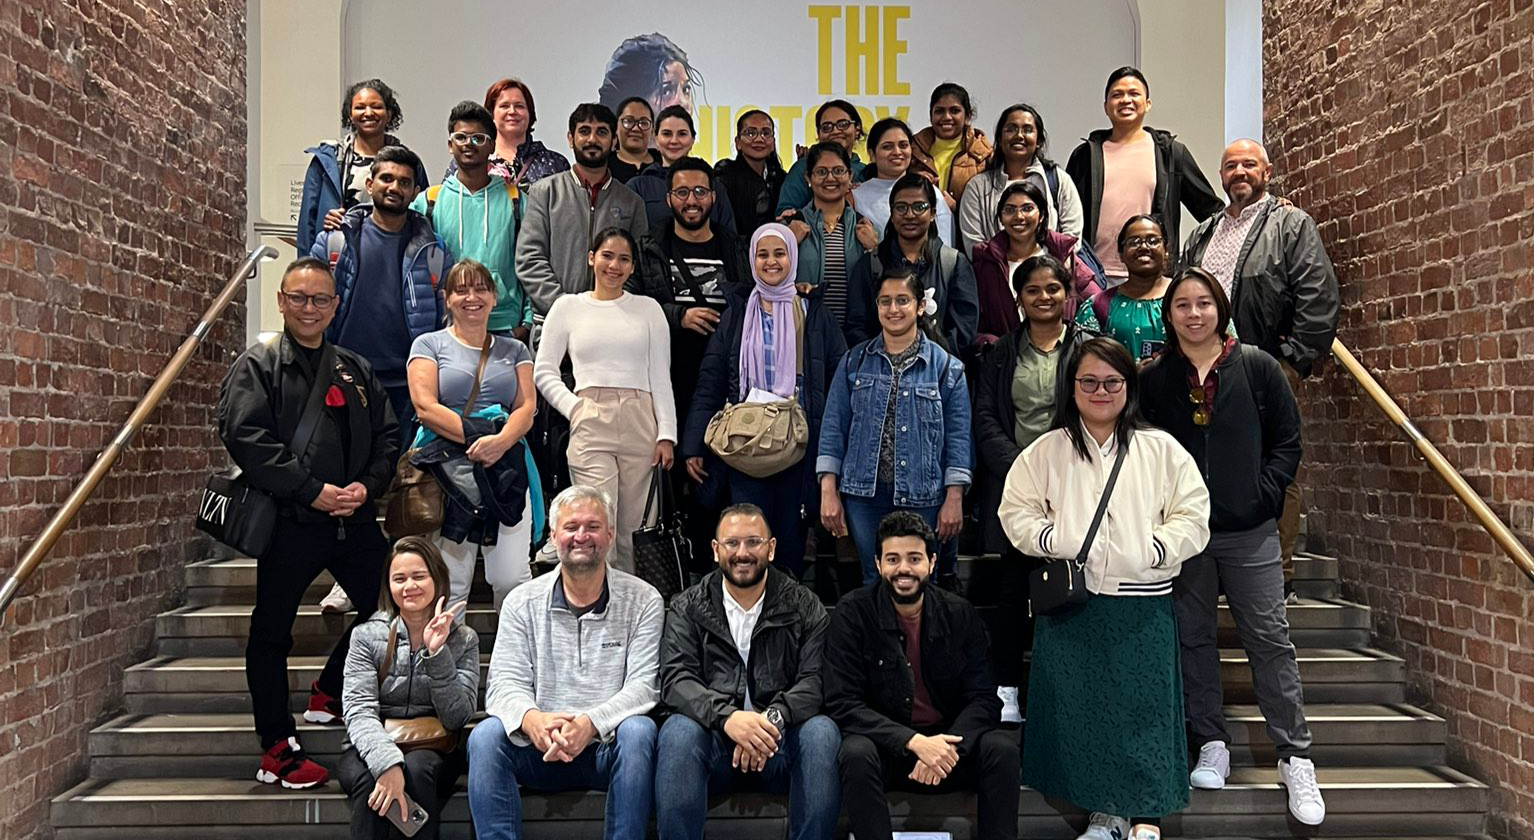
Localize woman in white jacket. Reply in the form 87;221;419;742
998;336;1210;840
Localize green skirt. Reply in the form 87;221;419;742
1022;593;1188;817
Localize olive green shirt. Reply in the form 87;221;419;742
1011;337;1061;449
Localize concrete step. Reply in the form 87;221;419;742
121;646;1406;716
153;596;1374;657
84;703;1447;779
50;767;1489;838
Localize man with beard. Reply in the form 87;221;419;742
467;485;663;840
823;511;1019;840
654;504;842;839
517;103;650;319
1178;138;1339;594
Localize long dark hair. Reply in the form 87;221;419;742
996;181;1051;244
596;33;705;112
377;537;453;617
1052;337;1145;460
985;103;1052;173
875;269;948;354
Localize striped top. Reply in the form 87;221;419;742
821;221;849;321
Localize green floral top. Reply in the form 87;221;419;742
1077;293;1166;361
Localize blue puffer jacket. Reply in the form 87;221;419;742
297;136;431;253
311;205;446;345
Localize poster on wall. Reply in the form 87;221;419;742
343;0;1140;174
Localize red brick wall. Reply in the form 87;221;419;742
0;2;247;837
1264;2;1534;838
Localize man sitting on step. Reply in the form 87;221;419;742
467;485;663;840
217;256;399;789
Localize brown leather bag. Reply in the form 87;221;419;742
385;334;492;538
377;624;457;753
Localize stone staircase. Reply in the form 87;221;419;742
50;552;1492;838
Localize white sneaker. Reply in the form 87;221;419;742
1278;756;1326;825
1284;589;1301;605
318;582;351;614
1189;740;1230;789
1127;827;1161;840
1077;812;1130;840
997;686;1022;724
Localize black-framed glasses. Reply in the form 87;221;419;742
450;132;491;147
1076;376;1126;394
811;166;849;179
738;127;774;140
668;186;712;200
281;291;336;309
818;119;855;133
619;116;653;130
1123;235;1164;249
891;201;932;217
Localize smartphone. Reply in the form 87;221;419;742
385;793;430;838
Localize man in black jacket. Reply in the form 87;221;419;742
656;504;841;840
217;257;398;790
823;511;1018;840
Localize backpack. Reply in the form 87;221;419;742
1044;164;1109;292
423;181;522;235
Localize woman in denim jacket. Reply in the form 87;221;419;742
816;270;973;583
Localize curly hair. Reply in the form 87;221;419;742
341;78;403;133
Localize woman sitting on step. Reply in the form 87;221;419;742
337;537;478;840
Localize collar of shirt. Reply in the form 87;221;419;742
551;574;611;614
573;168;611;208
1185;335;1238;418
1220;192;1271;225
721;575;766;649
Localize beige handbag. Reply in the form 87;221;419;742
705;399;809;478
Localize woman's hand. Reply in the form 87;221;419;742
787;219;812;243
685;456;708;484
936;488;964;540
653;440;675;469
854;217;879;251
466;432;514;466
368;764;408;821
421;597;466;656
820;483;846;537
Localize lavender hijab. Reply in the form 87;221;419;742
739;223;801;399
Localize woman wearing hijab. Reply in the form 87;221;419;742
683;224;848;575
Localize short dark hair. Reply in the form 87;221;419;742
883;172;941;243
483;78;538;131
667;155;714;189
985;103;1052;172
568;102;618;135
866;117;914;156
370;145;423;178
1116;213;1166;250
342;79;403;132
1053;337;1146;460
996;180;1051;242
929;82;975;119
655;104;694;133
589;225;639;258
1105;66;1150;99
876;510;937;557
281;257;336;292
735;109;771;133
716;503;770;536
804;141;852;178
1161;267;1232;355
447;100;495;136
616;96;654;118
815;99;864;138
378;536;454;617
1013;253;1070;297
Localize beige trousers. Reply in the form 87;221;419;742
565;387;660;574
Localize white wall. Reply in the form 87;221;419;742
1224;0;1263;144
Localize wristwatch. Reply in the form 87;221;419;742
764;707;786;730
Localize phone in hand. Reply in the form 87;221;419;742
386;792;430;837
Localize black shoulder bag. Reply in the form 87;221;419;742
1028;438;1129;617
197;344;337;557
631;465;689;602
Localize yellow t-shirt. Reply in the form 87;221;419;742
929;135;963;191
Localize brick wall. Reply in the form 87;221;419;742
1264;2;1534;838
0;2;247;837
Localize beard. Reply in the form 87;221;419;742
724;558;768;589
881;574;926;605
558;542;608;574
672;207;710;231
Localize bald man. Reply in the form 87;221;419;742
1177;138;1339;589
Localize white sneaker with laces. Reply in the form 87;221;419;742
997;686;1022;724
1077;812;1130;840
318;582;352;614
1278;756;1327;825
1128;826;1162;840
1189;740;1230;789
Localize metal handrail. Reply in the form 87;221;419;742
1331;338;1534;584
0;245;279;625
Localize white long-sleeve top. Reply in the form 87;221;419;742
999;425;1211;596
533;291;677;443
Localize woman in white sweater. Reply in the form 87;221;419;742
534;227;676;572
998;336;1210;840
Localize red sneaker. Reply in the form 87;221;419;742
302;681;343;724
256;737;329;789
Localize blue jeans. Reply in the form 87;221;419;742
655;713;842;840
466;714;657;840
843;484;940;584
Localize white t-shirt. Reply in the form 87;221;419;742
721;575;766;711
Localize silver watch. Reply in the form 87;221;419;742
764;707;786;730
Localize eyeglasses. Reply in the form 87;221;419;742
1123;235;1164;249
999;204;1037;218
811;166;849;179
1000;124;1037;137
891;201;932;217
1189;386;1211;426
818;119;855;134
876;295;916;310
668;186;712;200
718;537;770;552
619;116;653;130
738;127;774;140
450;132;492;147
281;291;336;309
1076;377;1126;393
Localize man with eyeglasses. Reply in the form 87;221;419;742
218;257;399;790
655;504;842;840
714;109;788;234
609;97;662;184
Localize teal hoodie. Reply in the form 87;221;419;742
410;176;532;332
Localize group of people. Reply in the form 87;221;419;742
215;62;1343;840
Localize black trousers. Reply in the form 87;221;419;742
247;515;385;749
336;745;463;840
839;729;1020;840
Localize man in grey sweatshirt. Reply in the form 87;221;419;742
515;103;650;319
466;485;664;840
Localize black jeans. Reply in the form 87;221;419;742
839;729;1020;840
336;745;463;840
247;515;385;749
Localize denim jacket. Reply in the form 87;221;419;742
816;333;972;506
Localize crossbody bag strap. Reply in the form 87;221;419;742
378;623;397;684
669;253;709;304
291;343;338;467
463;335;493;413
1074;437;1130;569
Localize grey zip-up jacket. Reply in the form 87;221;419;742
342;612;481;778
484;567;663;746
515;169;649;317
